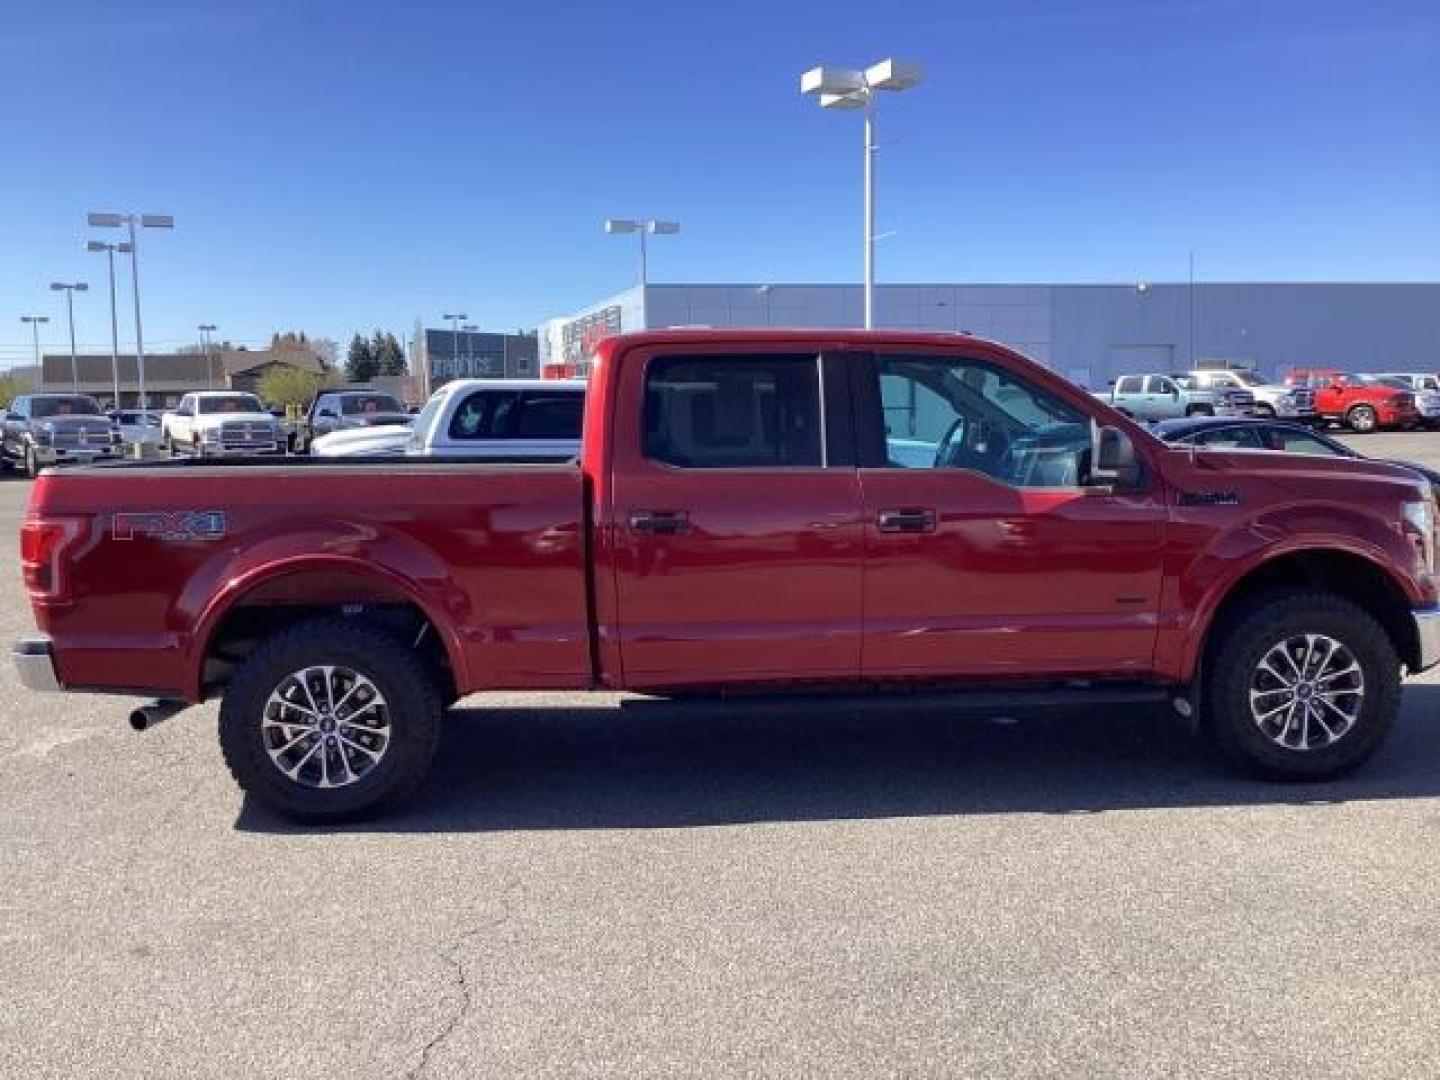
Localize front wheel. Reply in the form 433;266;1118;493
1346;404;1378;433
219;618;443;821
24;445;39;479
1203;591;1400;781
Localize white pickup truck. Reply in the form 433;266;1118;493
1093;373;1255;421
161;391;284;457
311;378;586;459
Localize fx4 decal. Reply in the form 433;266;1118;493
112;510;228;541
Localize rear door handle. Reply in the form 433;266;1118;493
876;508;936;533
629;510;690;535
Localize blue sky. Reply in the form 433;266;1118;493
1;0;1436;365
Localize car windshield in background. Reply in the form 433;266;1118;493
1357;374;1414;390
342;395;404;415
31;396;103;418
198;395;265;414
1229;371;1267;386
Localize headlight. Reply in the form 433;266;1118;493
1403;497;1435;573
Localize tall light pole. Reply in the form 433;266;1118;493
87;212;174;414
800;59;924;330
461;323;479;377
87;240;131;409
604;218;680;291
49;282;89;391
198;323;218;388
442;312;466;385
20;316;49;384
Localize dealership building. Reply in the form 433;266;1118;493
539;282;1439;387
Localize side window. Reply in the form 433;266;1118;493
1193;426;1264;450
448;391;517;439
644;355;822;468
873;354;1090;487
514;392;584;440
1266;428;1344;456
1145;376;1177;394
1115;375;1144;394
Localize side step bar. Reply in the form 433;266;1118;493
619;685;1171;718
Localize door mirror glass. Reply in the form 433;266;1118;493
1092;424;1140;488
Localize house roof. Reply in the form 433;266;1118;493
221;349;328;376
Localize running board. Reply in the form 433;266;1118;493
619;684;1171;717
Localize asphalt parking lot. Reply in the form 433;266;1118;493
3;436;1440;1079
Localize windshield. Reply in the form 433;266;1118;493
341;394;404;415
31;396;103;418
1356;374;1413;390
198;394;265;414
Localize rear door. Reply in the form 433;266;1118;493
855;347;1166;679
607;347;863;689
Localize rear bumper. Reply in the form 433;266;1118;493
12;637;61;693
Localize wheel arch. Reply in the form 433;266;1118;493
188;557;467;702
1191;548;1420;685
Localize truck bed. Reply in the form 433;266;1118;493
28;459;592;699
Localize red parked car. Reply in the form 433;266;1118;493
1284;368;1419;432
14;330;1440;820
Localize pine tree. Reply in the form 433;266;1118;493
345;333;377;382
372;331;407;376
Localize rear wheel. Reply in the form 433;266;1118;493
1203;591;1400;781
1346;404;1377;433
219;618;443;821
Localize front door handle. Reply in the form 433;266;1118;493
876;508;936;533
629;510;690;535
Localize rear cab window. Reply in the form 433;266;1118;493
643;355;825;468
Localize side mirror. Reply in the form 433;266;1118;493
5;413;18;422
1170;387;1180;399
1092;425;1141;488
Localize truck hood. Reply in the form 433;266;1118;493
195;411;278;425
311;424;412;457
1161;445;1432;500
35;416;111;435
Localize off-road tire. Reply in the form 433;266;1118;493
1346;404;1378;433
1203;590;1400;781
219;618;443;822
24;445;39;479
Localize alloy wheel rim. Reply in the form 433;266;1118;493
1249;633;1364;751
262;665;390;788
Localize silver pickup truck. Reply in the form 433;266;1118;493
2;393;122;477
1093;373;1255;421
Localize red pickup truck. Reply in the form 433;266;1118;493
1284;368;1420;432
15;330;1440;820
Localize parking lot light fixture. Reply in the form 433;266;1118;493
19;315;50;381
605;218;680;290
442;313;468;385
88;212;174;414
199;324;218;388
87;241;130;408
49;282;89;391
800;58;924;330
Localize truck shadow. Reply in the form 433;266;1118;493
236;684;1440;834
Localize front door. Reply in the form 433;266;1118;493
608;348;864;690
855;348;1167;680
